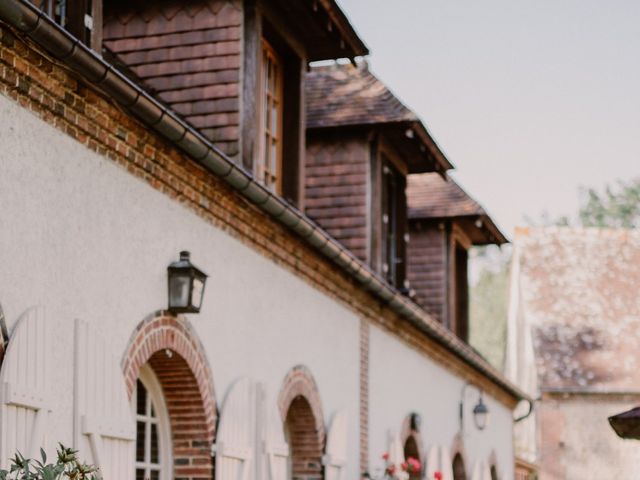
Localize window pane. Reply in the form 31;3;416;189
136;421;146;462
150;423;159;463
136;380;146;415
136;469;145;480
150;470;160;480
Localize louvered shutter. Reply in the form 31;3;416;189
439;447;453;480
387;431;405;474
323;411;347;480
259;385;289;480
0;307;51;466
74;319;135;480
215;377;256;480
426;445;439;478
482;462;492;480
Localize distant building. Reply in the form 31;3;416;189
506;227;640;479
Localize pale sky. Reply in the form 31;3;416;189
337;0;640;237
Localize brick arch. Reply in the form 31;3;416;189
122;312;217;480
278;365;326;480
400;414;425;478
450;434;469;480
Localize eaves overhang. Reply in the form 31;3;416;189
0;0;527;406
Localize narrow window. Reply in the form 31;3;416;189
257;40;283;193
133;366;171;480
454;243;469;341
381;158;407;289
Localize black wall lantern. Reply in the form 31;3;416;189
167;251;208;313
460;382;490;433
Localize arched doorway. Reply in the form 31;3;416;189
123;313;217;480
452;453;467;480
278;366;325;480
403;436;421;480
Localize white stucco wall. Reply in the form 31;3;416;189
0;91;516;478
0;93;361;474
369;324;514;479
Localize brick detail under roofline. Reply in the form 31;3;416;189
359;318;369;477
0;25;518;409
122;313;217;480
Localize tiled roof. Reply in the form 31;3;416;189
407;173;507;244
407;173;485;219
306;63;453;173
513;227;640;391
306;63;418;129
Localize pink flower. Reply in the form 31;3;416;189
401;461;408;471
386;464;396;475
382;452;390;461
407;457;421;473
435;471;443;480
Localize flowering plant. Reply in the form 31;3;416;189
363;452;422;480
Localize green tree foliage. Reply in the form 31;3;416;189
469;247;510;370
579;179;640;228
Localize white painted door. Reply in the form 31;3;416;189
0;307;51;467
323;411;347;480
259;384;289;480
215;377;256;480
439;447;453;480
74;319;135;480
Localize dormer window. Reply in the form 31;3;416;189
37;0;100;49
257;39;283;193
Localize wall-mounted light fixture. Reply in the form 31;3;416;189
460;382;490;433
410;412;422;432
167;251;208;314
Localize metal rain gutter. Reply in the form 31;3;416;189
0;0;528;403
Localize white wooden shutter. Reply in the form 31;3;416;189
482;462;492;480
215;377;256;480
323;411;347;480
74;319;135;480
259;385;289;480
439;446;453;480
387;431;405;474
426;445;439;478
0;307;51;467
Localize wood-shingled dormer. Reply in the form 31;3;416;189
101;0;367;208
305;63;452;291
406;173;508;341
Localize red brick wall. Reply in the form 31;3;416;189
305;134;370;263
123;313;217;480
103;0;242;159
407;224;447;323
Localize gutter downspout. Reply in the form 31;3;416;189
0;0;528;403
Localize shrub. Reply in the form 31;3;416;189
0;444;98;480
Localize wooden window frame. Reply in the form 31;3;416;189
134;365;172;480
449;226;471;341
256;39;284;194
36;0;102;50
379;146;408;290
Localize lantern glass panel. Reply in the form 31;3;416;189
192;276;205;309
169;273;191;309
